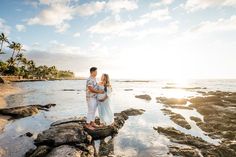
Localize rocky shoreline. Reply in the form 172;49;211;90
156;90;236;157
154;127;236;157
25;108;145;157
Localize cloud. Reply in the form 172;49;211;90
75;1;106;16
26;0;138;33
190;15;236;33
0;18;11;34
27;3;73;32
55;23;70;33
88;8;172;35
73;32;80;37
106;0;138;13
185;0;236;12
87;15;148;34
150;0;174;8
128;21;179;39
141;8;171;21
16;24;26;32
24;0;39;8
46;40;82;55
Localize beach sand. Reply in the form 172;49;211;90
0;83;22;133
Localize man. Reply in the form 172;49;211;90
85;67;104;130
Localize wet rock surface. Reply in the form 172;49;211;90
135;94;151;101
161;108;191;130
189;91;236;141
157;97;188;105
0;104;56;118
162;86;207;90
190;116;202;123
46;145;94;157
156;90;236;157
154;127;236;157
26;108;145;157
156;97;192;109
124;89;133;91
168;146;201;157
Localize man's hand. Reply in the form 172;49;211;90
98;90;104;94
88;86;104;94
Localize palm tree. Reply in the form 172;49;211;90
8;42;19;59
27;60;36;78
15;43;25;57
14;43;25;63
7;42;21;66
0;33;9;54
16;53;24;67
21;57;28;66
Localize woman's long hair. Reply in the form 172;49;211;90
103;73;111;92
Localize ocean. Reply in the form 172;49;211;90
0;79;236;157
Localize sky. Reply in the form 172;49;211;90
0;0;236;80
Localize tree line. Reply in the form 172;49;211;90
0;32;74;79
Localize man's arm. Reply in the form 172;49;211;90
88;86;104;94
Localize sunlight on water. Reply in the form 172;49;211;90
0;79;235;157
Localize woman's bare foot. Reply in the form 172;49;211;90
84;123;95;130
99;123;106;127
90;121;100;128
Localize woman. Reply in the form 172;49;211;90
97;73;114;125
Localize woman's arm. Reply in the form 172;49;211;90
98;86;111;102
98;94;108;102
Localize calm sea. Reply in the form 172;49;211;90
0;79;236;157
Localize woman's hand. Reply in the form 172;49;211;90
98;95;108;102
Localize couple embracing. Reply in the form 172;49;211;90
85;67;114;130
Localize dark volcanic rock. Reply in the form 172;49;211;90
189;95;222;104
162;86;206;90
20;132;33;138
189;91;236;141
124;89;133;91
84;125;117;140
46;145;94;157
157;97;188;105
0;104;56;118
154;127;236;157
98;138;114;156
27;108;145;157
35;123;92;146
135;94;151;101
62;89;76;91
25;145;51;157
190;116;202;123
155;127;210;149
120;108;145;116
169;146;201;157
161;108;191;130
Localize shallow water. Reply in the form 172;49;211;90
0;79;236;157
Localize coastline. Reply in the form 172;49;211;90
0;83;22;133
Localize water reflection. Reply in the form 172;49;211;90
0;80;235;156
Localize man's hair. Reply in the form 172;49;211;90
90;67;97;73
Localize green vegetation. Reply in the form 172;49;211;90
0;32;74;79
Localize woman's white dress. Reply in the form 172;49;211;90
97;85;114;125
